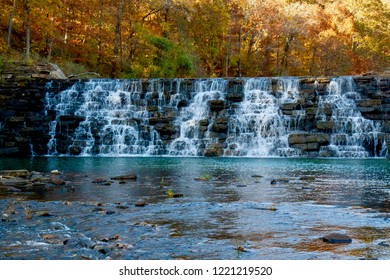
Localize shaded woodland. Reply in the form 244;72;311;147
0;0;389;78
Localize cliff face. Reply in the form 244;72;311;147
1;63;390;157
0;62;68;156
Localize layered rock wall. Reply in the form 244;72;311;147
1;64;389;157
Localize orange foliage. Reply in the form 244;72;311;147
0;0;388;77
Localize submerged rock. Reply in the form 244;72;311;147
93;244;110;254
0;177;31;188
6;186;22;193
110;174;137;180
63;234;96;249
35;210;52;217
40;234;64;245
92;177;108;184
299;176;316;181
271;178;290;184
322;233;352;244
378;241;390;247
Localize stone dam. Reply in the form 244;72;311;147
1;64;390;158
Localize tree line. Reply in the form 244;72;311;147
1;0;389;78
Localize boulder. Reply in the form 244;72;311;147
323;233;352;244
50;176;66;186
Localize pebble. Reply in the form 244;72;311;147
135;201;147;207
234;246;248;252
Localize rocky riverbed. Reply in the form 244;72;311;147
1;157;390;260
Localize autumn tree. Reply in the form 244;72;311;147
0;0;388;76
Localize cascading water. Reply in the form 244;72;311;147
45;79;169;156
42;76;387;158
224;77;302;156
167;79;228;156
317;77;384;157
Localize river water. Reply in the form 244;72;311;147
1;157;390;260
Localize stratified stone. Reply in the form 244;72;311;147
0;169;30;178
204;143;223;157
208;100;225;112
317;121;334;131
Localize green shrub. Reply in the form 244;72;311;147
148;36;173;52
0;56;5;73
57;61;89;77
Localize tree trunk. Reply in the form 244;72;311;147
25;0;31;60
309;47;317;75
7;0;17;48
280;34;294;75
97;1;103;67
114;0;123;56
238;25;242;77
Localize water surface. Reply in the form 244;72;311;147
1;157;389;260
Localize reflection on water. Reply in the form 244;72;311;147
0;157;390;259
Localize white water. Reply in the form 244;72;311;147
45;79;168;155
317;77;384;157
43;77;386;157
168;79;228;156
225;77;302;156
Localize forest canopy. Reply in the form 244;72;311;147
0;0;389;78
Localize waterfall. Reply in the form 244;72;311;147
42;76;388;158
317;77;383;157
167;79;228;156
224;77;302;157
45;79;169;156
